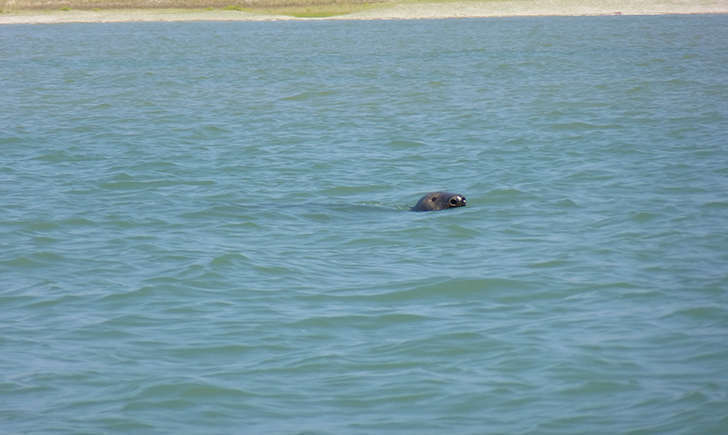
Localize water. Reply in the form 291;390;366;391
2;15;727;434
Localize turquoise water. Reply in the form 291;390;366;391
2;15;728;433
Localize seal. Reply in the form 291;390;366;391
411;192;467;211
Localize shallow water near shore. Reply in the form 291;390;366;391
2;15;728;433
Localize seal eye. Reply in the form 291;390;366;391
449;198;458;206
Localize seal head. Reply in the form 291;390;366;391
411;192;467;211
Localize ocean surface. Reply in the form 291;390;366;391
2;14;727;434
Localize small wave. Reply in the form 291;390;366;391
209;252;251;267
386;139;426;149
548;121;621;131
659;306;727;322
31;150;74;162
166;344;255;359
1;251;67;269
558;379;640;396
26;293;83;310
527;259;569;269
127;381;253;409
280;90;338;102
345;277;539;303
630;211;658;222
288;312;429;330
553;198;578;207
702;201;728;209
100;179;214;191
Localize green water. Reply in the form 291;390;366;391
2;15;727;433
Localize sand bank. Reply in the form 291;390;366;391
1;0;727;24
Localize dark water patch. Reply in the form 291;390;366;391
548;121;621;131
629;211;659;222
100;178;215;191
659;306;728;324
386;139;426;149
289;312;429;330
301;211;332;223
371;331;496;358
208;252;250;267
165;344;256;360
558;379;641;396
1;250;71;269
218;221;263;231
18;220;62;232
130;381;254;405
552;198;578;207
702;200;728;209
178;205;247;220
99;285;174;305
340;277;540;303
23;294;90;313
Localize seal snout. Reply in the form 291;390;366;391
449;195;466;208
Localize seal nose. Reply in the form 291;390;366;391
449;196;466;207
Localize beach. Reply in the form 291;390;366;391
2;0;727;24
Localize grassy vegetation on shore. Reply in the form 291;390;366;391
0;0;390;10
231;3;387;17
0;0;403;17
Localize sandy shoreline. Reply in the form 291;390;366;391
1;0;727;24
